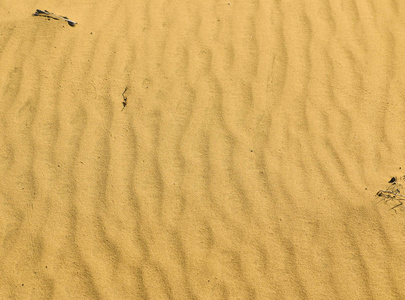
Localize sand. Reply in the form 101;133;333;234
1;0;405;299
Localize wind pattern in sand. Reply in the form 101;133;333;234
0;0;405;299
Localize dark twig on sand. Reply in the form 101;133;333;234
376;176;405;213
121;87;128;111
32;9;77;27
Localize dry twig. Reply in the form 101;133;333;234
121;87;128;111
375;177;405;213
33;9;77;27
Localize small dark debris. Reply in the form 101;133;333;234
121;87;128;111
388;177;397;183
376;177;405;212
32;9;77;27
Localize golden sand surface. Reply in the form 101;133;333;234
1;1;405;299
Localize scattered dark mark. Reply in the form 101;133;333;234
121;87;128;111
80;162;83;164
32;9;77;27
208;280;210;282
390;203;403;213
22;284;24;286
388;177;397;183
376;177;405;212
58;165;60;167
45;266;48;268
250;150;253;152
90;32;93;34
365;188;367;190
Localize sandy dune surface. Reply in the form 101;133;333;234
1;0;405;299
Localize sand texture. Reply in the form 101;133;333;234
1;0;405;299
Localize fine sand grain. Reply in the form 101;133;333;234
1;0;405;299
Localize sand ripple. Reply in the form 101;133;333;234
0;1;405;299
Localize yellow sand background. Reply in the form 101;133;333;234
1;0;405;299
